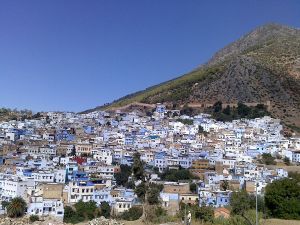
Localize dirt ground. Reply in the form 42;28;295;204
261;218;300;225
266;165;300;173
122;218;300;225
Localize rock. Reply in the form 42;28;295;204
0;216;124;225
86;216;124;225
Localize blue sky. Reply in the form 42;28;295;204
0;0;299;112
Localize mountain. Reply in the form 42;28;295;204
85;23;300;129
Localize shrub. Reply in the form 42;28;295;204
121;206;143;221
74;200;98;220
194;206;214;222
63;206;85;224
29;215;39;223
260;153;276;165
144;205;169;224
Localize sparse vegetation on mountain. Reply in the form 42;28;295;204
0;108;34;122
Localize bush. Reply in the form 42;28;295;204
121;206;143;221
144;205;170;224
74;200;98;220
194;206;214;222
260;153;276;165
29;215;39;223
63;206;84;224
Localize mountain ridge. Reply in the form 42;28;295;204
84;23;300;129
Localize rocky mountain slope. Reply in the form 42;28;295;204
86;23;300;129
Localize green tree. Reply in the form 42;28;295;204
265;178;300;219
115;164;132;186
100;201;111;218
223;105;231;115
249;195;265;213
147;183;163;205
180;105;194;116
132;152;145;181
237;102;251;117
6;197;27;218
135;182;147;202
213;101;223;113
160;167;195;181
230;190;254;225
177;118;193;125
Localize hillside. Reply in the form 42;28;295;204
85;23;300;129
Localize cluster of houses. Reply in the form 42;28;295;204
0;104;299;220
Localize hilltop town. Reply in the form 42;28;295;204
0;103;299;224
